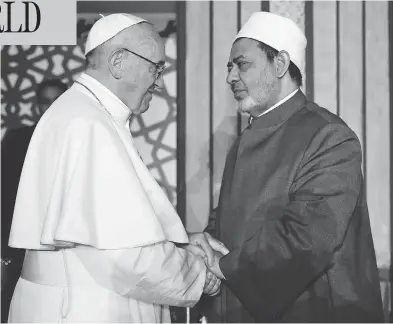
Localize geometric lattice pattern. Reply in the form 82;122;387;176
1;45;86;129
1;14;177;205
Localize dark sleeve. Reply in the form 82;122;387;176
204;208;218;237
1;130;26;287
219;123;363;320
1;131;19;255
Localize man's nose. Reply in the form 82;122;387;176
154;74;164;91
226;68;239;85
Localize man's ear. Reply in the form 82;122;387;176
275;51;291;79
108;50;124;79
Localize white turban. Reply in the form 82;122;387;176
85;13;147;55
235;12;307;72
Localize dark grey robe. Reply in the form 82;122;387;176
204;91;384;322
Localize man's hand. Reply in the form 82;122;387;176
203;269;221;296
182;244;222;295
183;244;206;258
188;232;229;266
207;250;225;280
204;232;230;256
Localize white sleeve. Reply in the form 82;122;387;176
73;241;207;307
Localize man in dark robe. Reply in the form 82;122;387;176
202;12;384;323
1;78;67;322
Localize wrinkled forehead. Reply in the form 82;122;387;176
148;37;166;63
229;38;264;61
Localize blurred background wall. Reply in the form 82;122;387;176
1;0;391;319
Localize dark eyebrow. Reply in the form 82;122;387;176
227;55;246;68
233;55;245;64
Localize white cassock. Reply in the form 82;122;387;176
8;73;206;323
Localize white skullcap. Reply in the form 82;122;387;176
235;12;307;72
85;13;147;55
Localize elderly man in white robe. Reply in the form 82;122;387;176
7;14;229;323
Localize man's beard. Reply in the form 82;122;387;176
236;95;259;114
235;78;278;116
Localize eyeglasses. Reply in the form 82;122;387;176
120;48;165;78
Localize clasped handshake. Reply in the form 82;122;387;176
186;232;230;297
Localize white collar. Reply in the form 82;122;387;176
258;88;299;117
249;88;299;124
75;73;131;124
